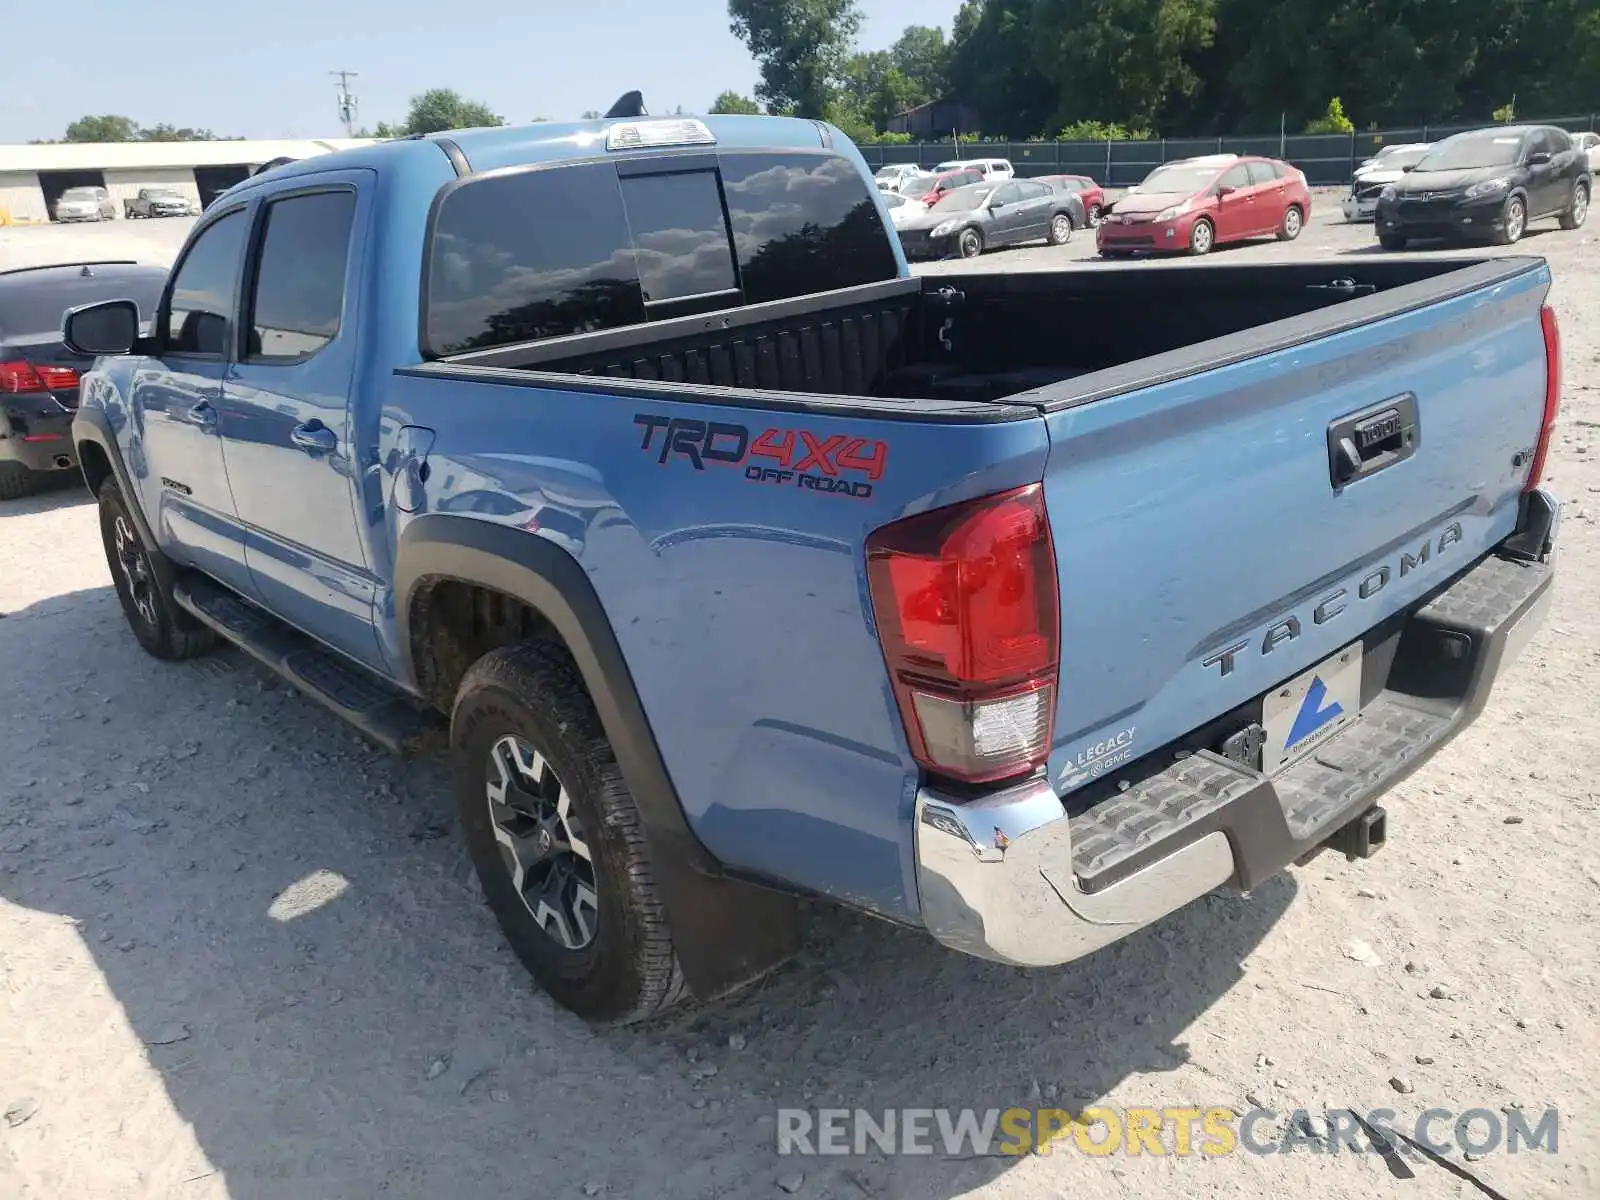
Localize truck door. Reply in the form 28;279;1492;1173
131;204;255;595
218;172;387;673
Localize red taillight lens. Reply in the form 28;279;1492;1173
0;361;76;394
0;361;45;393
35;364;79;391
866;483;1060;785
1525;304;1561;492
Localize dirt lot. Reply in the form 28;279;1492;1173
1;195;1597;1199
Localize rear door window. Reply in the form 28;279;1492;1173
245;190;355;361
1246;161;1278;186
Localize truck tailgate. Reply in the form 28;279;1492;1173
1040;259;1553;796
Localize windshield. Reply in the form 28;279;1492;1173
901;175;937;198
1415;133;1525;172
934;162;969;174
1383;149;1429;170
874;166;900;178
146;189;180;198
61;188;98;201
1136;164;1221;195
930;187;992;213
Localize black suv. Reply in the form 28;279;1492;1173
1374;124;1591;249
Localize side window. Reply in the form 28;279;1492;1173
1546;129;1572;154
1219;164;1252;191
1246;161;1277;186
166;209;248;356
425;162;646;355
1018;181;1051;200
718;152;898;305
246;191;355;361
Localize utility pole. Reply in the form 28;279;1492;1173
330;70;360;137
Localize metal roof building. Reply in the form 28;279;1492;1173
0;138;377;225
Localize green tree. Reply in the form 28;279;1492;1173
727;0;862;118
889;25;952;101
63;115;139;142
710;90;762;114
137;123;226;142
371;121;405;139
1057;119;1149;139
400;88;504;135
1303;96;1355;134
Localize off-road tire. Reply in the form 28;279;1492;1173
97;479;215;660
0;461;37;501
451;641;688;1025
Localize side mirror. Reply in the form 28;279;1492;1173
63;299;140;357
1216;185;1236;198
1401;164;1416;172
1528;151;1552;166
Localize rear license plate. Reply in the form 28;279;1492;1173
1261;642;1363;774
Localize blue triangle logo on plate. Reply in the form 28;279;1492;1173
1287;676;1344;748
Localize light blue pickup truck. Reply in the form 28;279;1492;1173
65;109;1561;1023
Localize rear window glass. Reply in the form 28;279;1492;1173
426;163;646;355
617;170;737;304
423;151;896;355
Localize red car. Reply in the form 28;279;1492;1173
1096;155;1311;257
1039;174;1107;225
900;166;985;208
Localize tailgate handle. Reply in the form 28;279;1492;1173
1328;393;1419;488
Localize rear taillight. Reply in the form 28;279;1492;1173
0;361;77;394
866;483;1059;785
1525;304;1561;492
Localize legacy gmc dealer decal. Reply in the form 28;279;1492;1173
634;414;888;499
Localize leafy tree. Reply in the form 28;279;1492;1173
727;0;862;118
1303;96;1354;134
137;123;228;142
64;115;139;142
581;109;603;119
889;25;952;101
371;121;405;139
710;91;762;114
399;89;504;135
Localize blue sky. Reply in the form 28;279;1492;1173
3;0;945;143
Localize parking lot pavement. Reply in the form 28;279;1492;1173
0;215;195;272
1;200;1598;1200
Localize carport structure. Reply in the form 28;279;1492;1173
0;137;377;224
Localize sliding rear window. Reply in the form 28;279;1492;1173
422;150;897;356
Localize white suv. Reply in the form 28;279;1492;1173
934;157;1014;181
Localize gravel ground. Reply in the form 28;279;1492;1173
1;190;1598;1199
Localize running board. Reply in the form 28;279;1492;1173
172;575;445;757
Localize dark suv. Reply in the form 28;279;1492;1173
1374;125;1591;248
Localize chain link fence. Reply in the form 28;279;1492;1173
861;114;1600;187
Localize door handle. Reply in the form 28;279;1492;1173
290;421;337;455
182;401;217;430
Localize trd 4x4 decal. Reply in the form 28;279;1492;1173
633;414;888;500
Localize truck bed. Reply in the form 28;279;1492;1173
428;258;1535;413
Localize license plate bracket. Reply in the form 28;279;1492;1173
1261;642;1364;774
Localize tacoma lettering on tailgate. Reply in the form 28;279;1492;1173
633;414;887;500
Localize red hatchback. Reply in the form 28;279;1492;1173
1039;174;1107;225
901;166;985;208
1097;155;1310;257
